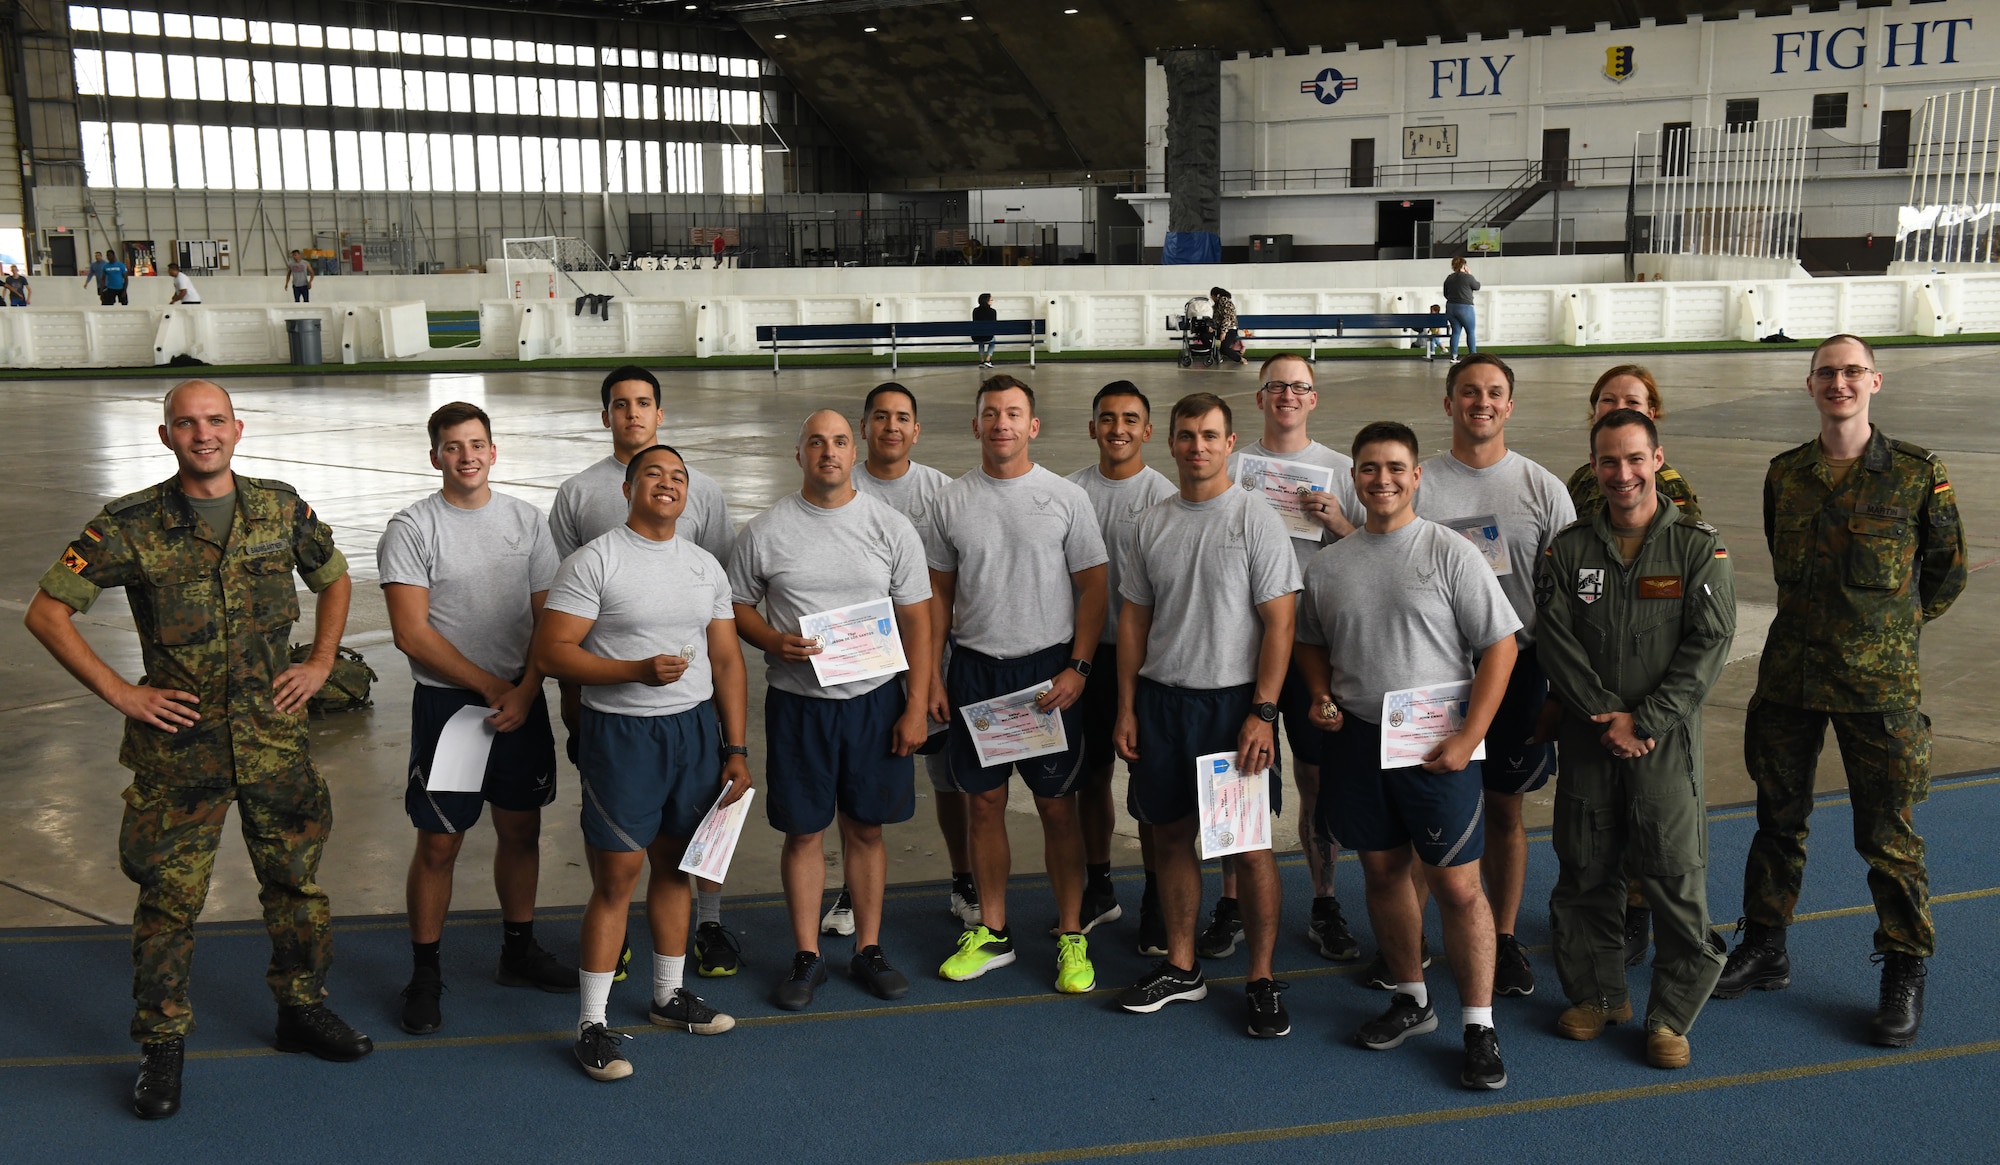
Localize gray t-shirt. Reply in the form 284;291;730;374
1122;486;1301;690
288;259;312;287
924;464;1109;659
1413;449;1576;646
728;491;932;700
550;454;735;563
1066;463;1177;645
377;491;560;688
1228;438;1365;574
851;460;952;541
544;526;733;717
1298;517;1521;724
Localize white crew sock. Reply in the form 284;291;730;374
697;889;723;925
578;970;614;1033
1463;1005;1495;1030
1398;981;1429;1008
654;953;686;1003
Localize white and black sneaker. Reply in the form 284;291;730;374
1356;993;1438;1050
821;888;855;937
949;876;983;929
649;988;736;1035
1114;960;1209;1014
573;1022;632;1081
1461;1024;1508;1090
1246;978;1291;1039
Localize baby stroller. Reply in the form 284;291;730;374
1174;296;1220;368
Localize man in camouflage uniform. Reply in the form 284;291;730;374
23;380;373;1120
1712;335;1967;1049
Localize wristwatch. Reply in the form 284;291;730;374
720;744;750;761
1068;657;1093;678
1254;702;1279;723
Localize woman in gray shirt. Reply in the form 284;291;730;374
1443;258;1479;359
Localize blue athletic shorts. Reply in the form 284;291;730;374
1318;712;1486;868
1277;659;1325;769
577;703;721;851
405;683;557;834
764;682;916;834
945;643;1088;798
1078;642;1121;772
1482;643;1556;795
1127;678;1282;826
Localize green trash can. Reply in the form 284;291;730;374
286;318;323;366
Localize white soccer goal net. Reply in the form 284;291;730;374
502;236;613;300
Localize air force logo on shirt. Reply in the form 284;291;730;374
1030;494;1055;514
1576;567;1605;604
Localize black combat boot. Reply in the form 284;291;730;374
1868;952;1926;1047
275;1003;374;1061
1711;919;1791;999
132;1038;184;1120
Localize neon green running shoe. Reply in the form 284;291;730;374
1055;932;1095;994
940;925;1016;981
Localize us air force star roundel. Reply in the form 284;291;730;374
1576;568;1605;605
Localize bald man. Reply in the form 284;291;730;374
25;380;370;1120
729;409;933;1010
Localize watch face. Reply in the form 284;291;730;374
1256;702;1279;722
1071;658;1092;677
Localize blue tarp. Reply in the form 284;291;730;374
1162;231;1221;265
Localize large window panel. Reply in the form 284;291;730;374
111;121;144;187
195;55;224;101
473;74;495;114
425;71;448;113
133;53;166;100
626;139;643;192
643;140;660;194
220;18;246;41
326;27;350;51
80;120;112;186
272;22;297;47
131;9;159;34
495;75;517;116
330;64;354;106
141;123;174;187
499;135;522;192
104;51;136;98
492;39;514;63
605;141;624;193
405;70;426;112
100;7;129;34
361;130;386;190
250;60;275;104
230;126;258;187
298;25;322;49
602;82;621;119
448;73;471;114
173;123;205;188
559;137;581;191
557;79;577;119
544;138;564;192
351;28;374;53
224;57;250;102
302;64;327;107
623;82;638;119
519;135;541;192
385;131;410;191
539;78;558;118
247;20;269;45
73;49;105;96
641;84;657;120
476;134;500;191
70;7;100;33
515;76;536;116
581;139;601;193
578;80;596;120
275;61;302;105
163;13;192;38
401;32;422;55
307;129;333;190
448;35;470;58
700;87;718;123
423;34;445;57
279;127;309;191
202;125;231;189
333;130;361;190
554;44;572;66
471;38;492;60
430;133;453;191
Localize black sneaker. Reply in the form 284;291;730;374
1494;933;1535;997
1114;960;1208;1014
399;966;445;1035
649;987;736;1034
1195;898;1244;959
1869;952;1927;1047
1136;899;1168;958
773;950;828;1011
1360;939;1433;990
850;944;912;1000
613;937;632;983
1356;992;1438;1050
133;1038;184;1120
1623;907;1653;968
694;921;742;978
497;941;580;993
274;1003;373;1062
1246;978;1292;1039
1308;896;1361;962
1711;919;1791;999
1461;1024;1508;1090
573;1021;632;1081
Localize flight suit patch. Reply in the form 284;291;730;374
1639;575;1683;599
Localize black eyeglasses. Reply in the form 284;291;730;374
1260;381;1316;396
1811;364;1875;383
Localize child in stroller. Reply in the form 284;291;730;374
1177;296;1220;368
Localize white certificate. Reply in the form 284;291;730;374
1195;751;1273;859
1380;682;1489;770
1443;513;1510;575
427;705;498;793
678;787;757;883
801;596;908;688
1237;454;1337;541
959;682;1069;769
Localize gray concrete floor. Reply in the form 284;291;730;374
2;348;1994;929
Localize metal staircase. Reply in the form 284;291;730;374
1434;166;1566;252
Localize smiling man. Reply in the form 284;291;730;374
379;402;573;1038
533;443;751;1082
1714;335;1967;1048
1068;381;1176;947
1411;353;1576;1001
1533;409;1735;1069
24;380;368;1119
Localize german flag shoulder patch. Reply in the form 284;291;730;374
1934;480;1951;495
1713;547;1729;560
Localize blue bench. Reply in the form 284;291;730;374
1233;313;1448;360
753;319;1046;373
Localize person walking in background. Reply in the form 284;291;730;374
4;264;30;306
168;264;201;305
284;251;315;303
83;251;109;300
972;293;998;368
100;252;131;306
1445;258;1479;359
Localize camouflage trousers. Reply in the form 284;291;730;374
1742;697;1933;957
117;764;334;1042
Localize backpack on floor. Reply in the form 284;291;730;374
288;643;378;715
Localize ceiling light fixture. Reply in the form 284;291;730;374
1064;7;1077;12
961;14;973;20
773;32;786;38
864;25;876;31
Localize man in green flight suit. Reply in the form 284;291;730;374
23;380;374;1121
1534;408;1735;1070
1711;335;1967;1048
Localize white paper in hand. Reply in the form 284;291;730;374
678;787;757;883
427;705;498;793
1195;751;1273;860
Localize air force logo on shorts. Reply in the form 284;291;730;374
1576;568;1605;604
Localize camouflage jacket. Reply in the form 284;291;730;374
1566;460;1702;524
1754;426;1965;712
37;475;348;787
